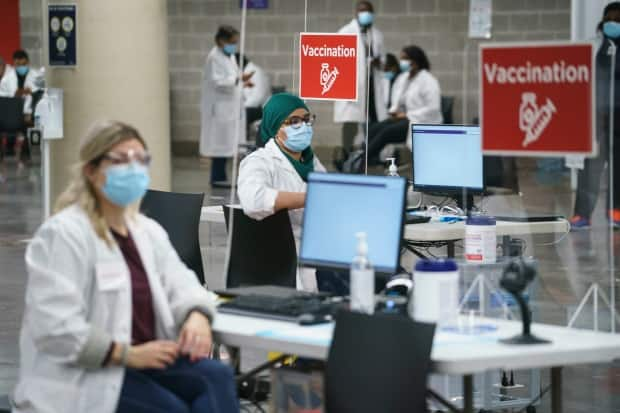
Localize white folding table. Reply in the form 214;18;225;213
213;313;620;413
201;205;569;256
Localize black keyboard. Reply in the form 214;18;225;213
406;214;431;224
218;294;340;323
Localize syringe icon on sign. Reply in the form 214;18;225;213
519;92;557;147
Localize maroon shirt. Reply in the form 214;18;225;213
111;229;156;345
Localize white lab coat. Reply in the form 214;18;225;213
200;46;246;157
399;69;443;149
237;139;326;291
13;204;217;413
17;67;40;114
333;19;387;123
243;61;270;108
0;65;17;97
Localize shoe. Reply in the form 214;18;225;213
609;209;620;229
569;215;591;230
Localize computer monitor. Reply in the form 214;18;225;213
412;124;484;196
299;173;407;274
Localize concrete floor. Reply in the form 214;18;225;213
1;155;620;412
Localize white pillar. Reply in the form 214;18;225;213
47;0;171;205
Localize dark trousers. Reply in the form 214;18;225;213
210;158;227;183
574;117;620;219
366;118;409;162
116;357;238;413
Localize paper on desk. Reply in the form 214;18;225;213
256;324;334;346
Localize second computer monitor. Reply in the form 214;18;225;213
299;173;407;274
412;124;484;194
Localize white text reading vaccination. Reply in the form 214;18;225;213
484;61;590;84
301;44;356;58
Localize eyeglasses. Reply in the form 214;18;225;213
101;149;152;166
282;114;316;129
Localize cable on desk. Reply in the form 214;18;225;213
516;384;550;413
532;221;571;247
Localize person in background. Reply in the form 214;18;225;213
200;25;253;186
11;49;41;166
235;53;271;146
0;56;28;169
13;120;238;413
570;2;620;230
237;93;326;291
364;45;442;165
380;53;402;113
333;1;387;153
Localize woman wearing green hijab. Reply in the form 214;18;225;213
238;93;326;291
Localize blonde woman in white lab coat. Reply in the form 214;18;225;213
333;1;388;151
13;121;238;413
199;25;252;184
237;93;331;292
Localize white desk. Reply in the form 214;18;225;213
201;205;569;245
213;313;620;412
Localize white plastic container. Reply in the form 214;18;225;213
465;215;497;264
412;259;459;325
350;232;375;314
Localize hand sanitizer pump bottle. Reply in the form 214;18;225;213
350;232;375;314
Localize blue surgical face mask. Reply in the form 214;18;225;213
283;123;313;152
383;71;395;81
399;59;411;72
222;43;238;55
603;21;620;39
102;162;150;207
357;11;374;26
15;65;28;76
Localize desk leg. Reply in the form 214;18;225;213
463;374;474;413
551;367;562;413
447;242;456;258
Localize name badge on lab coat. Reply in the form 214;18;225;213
95;262;128;291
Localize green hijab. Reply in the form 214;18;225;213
260;93;315;181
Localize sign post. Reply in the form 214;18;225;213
480;42;595;157
299;33;358;101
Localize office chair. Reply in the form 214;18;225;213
0;394;10;413
0;97;25;160
441;95;455;124
325;311;436;413
140;190;206;285
222;206;297;288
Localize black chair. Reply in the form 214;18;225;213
325;311;435;413
0;97;25;159
222;206;297;288
140;190;206;285
441;95;455;124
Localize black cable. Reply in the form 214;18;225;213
516;384;551;413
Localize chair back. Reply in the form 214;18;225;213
325;311;435;413
0;97;24;133
140;190;205;284
223;206;297;288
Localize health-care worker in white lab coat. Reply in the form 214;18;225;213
237;93;331;292
333;1;388;152
199;25;252;185
365;45;442;163
13;120;238;413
